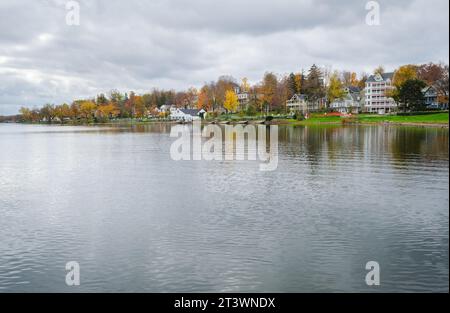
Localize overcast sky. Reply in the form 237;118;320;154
0;0;448;115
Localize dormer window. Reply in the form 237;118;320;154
374;74;383;82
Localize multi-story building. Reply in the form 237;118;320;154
286;94;326;114
422;86;439;109
423;85;449;110
286;94;308;113
364;72;396;114
234;86;250;110
330;86;363;113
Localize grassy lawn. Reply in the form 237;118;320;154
284;112;448;125
205;112;448;126
286;115;342;124
355;113;449;124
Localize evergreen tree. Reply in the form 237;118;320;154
305;64;325;102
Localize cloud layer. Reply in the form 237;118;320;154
0;0;448;114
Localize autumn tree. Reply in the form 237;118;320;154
223;90;239;113
125;92;138;117
261;72;278;112
295;72;304;94
358;73;369;90
186;87;198;108
248;85;263;114
342;71;352;86
197;85;212;111
417;62;446;85
435;64;449;105
19;107;32;122
216;76;236;109
327;72;345;104
393;65;418;88
79;100;97;120
418;62;449;105
40;104;56;123
134;96;146;118
241;78;250;93
98;103;119;120
54;103;72;122
277;75;292;113
351;72;359;87
390;65;419;99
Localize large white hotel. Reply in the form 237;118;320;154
364;72;397;114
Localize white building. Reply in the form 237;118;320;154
286;94;325;113
158;105;175;113
170;108;206;122
422;85;448;110
234;86;250;110
330;86;363;113
364;72;396;114
422;86;439;109
286;94;308;113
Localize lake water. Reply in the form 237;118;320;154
0;123;448;292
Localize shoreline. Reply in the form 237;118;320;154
2;119;449;128
269;120;449;128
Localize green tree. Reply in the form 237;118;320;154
395;79;427;112
287;73;298;98
305;64;325;104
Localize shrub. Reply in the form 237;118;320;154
293;113;305;121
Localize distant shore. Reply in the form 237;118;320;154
2;112;448;128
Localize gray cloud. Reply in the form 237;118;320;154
0;0;448;115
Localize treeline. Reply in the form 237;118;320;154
19;89;193;123
0;115;20;123
387;63;449;112
18;62;449;123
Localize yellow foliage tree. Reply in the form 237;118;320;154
98;103;120;119
350;72;359;87
241;78;250;92
223;90;239;113
389;65;418;99
294;73;303;92
327;72;345;103
79;100;97;119
393;65;418;88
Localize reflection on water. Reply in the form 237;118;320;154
0;123;448;292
